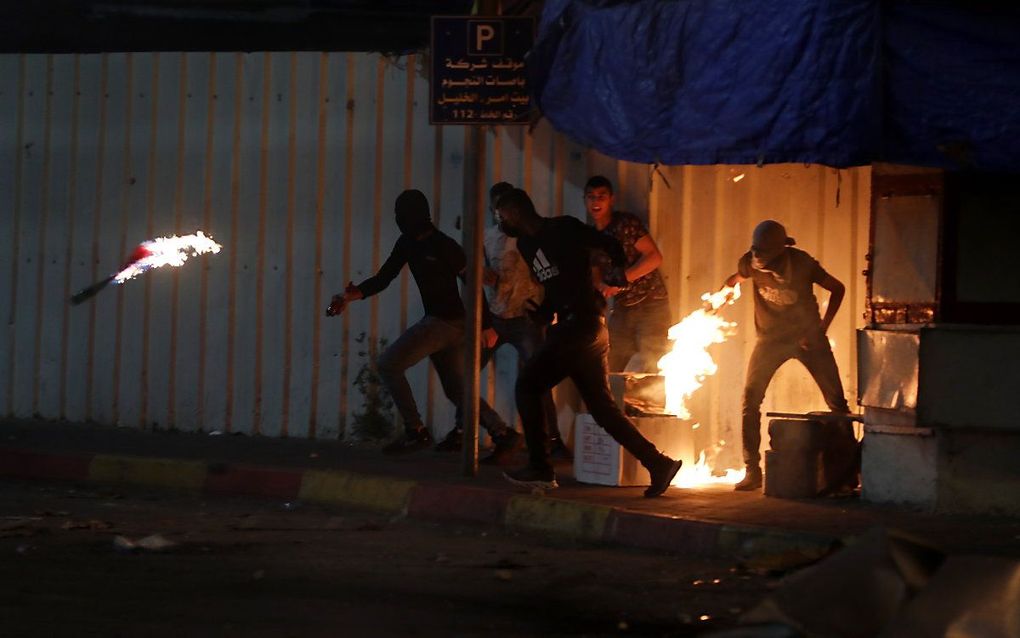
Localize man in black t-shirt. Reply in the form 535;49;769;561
328;189;518;457
493;188;682;498
720;220;852;491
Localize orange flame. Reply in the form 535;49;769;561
658;285;746;487
114;231;222;284
656;285;741;419
673;442;746;488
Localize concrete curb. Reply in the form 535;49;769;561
0;446;839;558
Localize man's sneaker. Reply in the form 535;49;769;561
503;465;558;490
734;467;763;491
382;429;433;455
434;427;463;452
548;436;573;461
644;456;683;498
480;429;521;466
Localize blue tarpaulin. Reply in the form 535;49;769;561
528;1;1020;169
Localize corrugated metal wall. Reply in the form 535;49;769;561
0;52;647;439
650;164;871;467
0;52;870;459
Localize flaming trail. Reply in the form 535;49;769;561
656;285;741;419
70;231;222;305
112;232;222;283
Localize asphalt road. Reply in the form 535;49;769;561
0;479;776;637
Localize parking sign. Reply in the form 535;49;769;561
431;16;534;125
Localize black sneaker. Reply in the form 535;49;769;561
644;456;683;498
480;429;521;466
434;427;463;452
503;465;558;490
734;467;763;491
382;429;433;455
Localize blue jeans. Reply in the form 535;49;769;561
377;316;507;436
607;297;672;372
480;315;559;439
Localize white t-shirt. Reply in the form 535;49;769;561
483;225;543;319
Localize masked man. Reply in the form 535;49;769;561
721;220;851;491
327;189;518;457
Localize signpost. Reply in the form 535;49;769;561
430;16;534;125
431;14;532;476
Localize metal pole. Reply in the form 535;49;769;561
462;0;499;477
462;127;486;477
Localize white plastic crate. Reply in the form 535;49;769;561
573;413;696;486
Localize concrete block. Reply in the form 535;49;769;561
862;425;937;510
89;455;207;491
205;464;303;499
764;449;821;499
936;430;1020;516
299;469;415;513
504;495;612;542
768;419;824;451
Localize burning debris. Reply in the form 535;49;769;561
589;286;747;489
656;285;745;487
70;231;223;305
673;446;746;488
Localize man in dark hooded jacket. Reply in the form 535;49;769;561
328;189;519;457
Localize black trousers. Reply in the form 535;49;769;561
515;316;662;472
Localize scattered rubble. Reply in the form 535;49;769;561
113;534;178;552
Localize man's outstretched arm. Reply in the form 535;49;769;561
326;240;406;316
356;240;407;299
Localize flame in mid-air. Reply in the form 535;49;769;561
114;231;222;284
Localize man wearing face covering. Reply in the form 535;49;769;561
720;220;851;491
327;189;518;457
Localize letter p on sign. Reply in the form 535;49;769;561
468;20;503;55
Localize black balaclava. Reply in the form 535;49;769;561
394;189;433;237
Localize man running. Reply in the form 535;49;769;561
481;182;567;463
327;189;518;457
493;188;682;497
